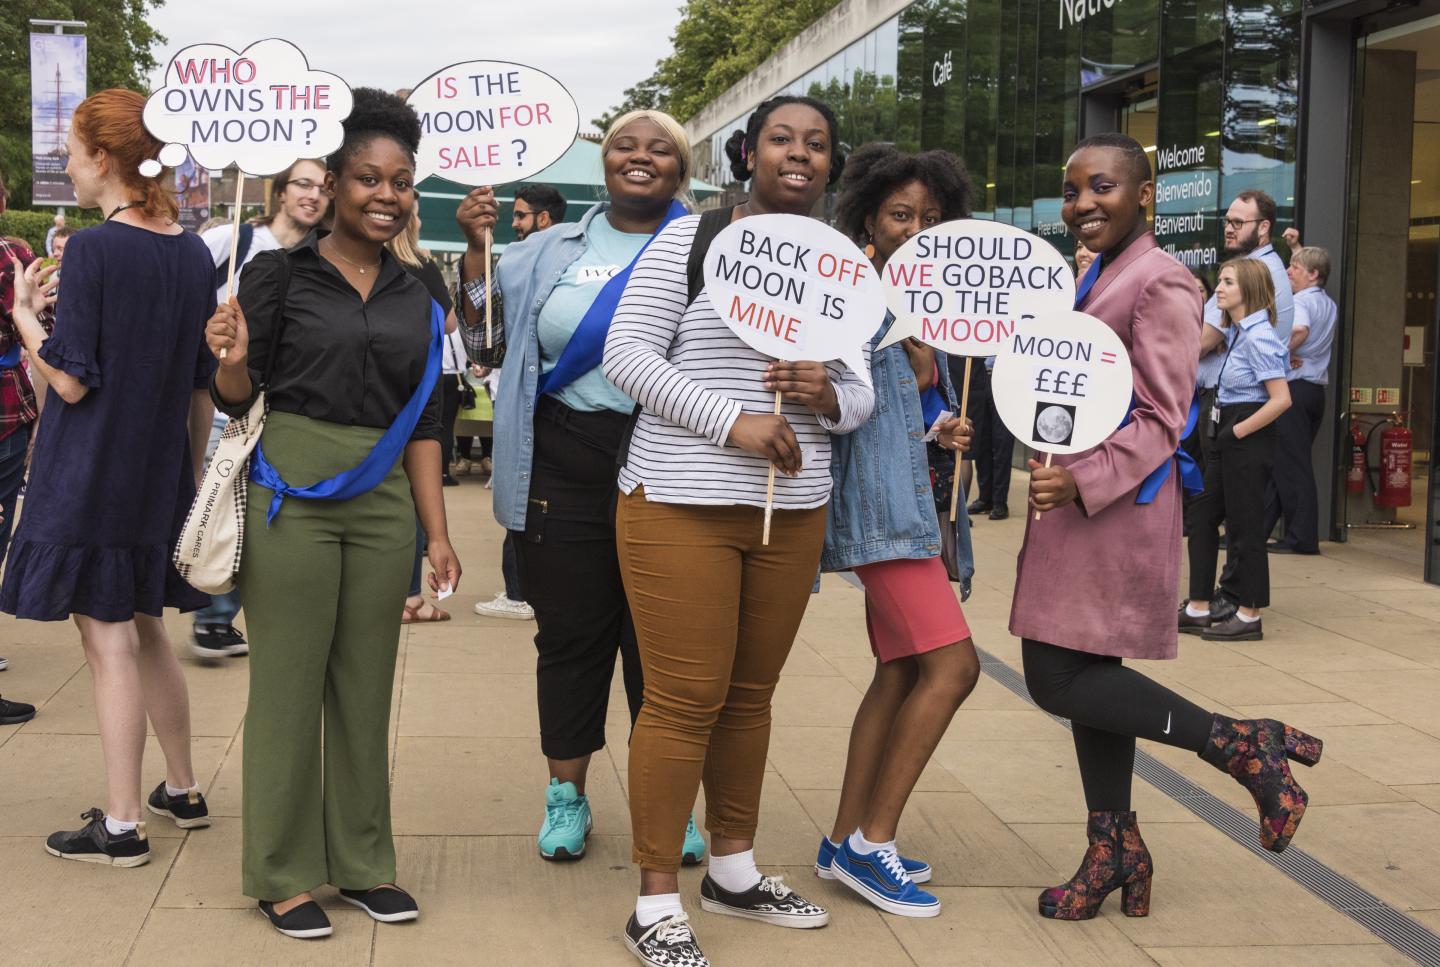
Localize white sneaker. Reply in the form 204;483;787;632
474;593;535;621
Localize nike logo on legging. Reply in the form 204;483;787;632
1163;711;1172;735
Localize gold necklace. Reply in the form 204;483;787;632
326;238;380;274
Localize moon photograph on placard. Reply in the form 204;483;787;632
1034;402;1076;446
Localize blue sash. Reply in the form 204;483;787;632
250;298;446;525
1076;254;1201;503
0;343;21;369
535;200;689;401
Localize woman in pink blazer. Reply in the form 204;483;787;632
1006;134;1323;921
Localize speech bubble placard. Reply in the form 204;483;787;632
990;310;1134;455
406;61;579;185
878;220;1075;355
704;214;883;387
143;38;353;176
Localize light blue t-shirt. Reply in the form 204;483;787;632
1291;285;1337;385
1217;309;1288;405
536;214;651;414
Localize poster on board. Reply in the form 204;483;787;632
29;33;87;205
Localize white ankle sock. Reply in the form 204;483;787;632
104;815;138;835
1185;603;1210;617
1236;611;1261;623
635;893;684;928
848;829;894;856
165;782;198;798
707;848;762;892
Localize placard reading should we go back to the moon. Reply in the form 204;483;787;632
990;310;1134;455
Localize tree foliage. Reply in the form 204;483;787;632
595;0;840;129
0;1;167;210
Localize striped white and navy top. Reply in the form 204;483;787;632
603;214;875;510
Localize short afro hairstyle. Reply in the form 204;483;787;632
328;87;423;176
722;96;846;186
834;144;973;243
1069;132;1152;184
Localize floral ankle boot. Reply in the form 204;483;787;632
1200;714;1321;853
1038;810;1152;921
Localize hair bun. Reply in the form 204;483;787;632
723;130;749;182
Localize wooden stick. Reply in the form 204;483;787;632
1033;451;1053;521
762;389;781;546
948;356;974;522
484;227;493;348
219;173;245;359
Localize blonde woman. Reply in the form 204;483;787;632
453;110;706;864
1184;258;1291;641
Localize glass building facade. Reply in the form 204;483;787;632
693;0;1302;273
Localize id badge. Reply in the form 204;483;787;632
1206;404;1221;440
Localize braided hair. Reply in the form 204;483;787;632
722;96;846;186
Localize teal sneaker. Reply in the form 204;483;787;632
682;812;706;866
538;778;592;861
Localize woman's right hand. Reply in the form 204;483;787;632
206;297;249;368
937;415;974;453
727;413;802;476
456;186;498;251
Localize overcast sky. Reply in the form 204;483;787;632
145;1;682;134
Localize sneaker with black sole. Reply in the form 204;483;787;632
191;624;248;660
45;808;149;867
698;873;829;928
339;885;419;923
258;899;332;939
146;782;211;829
624;912;709;967
1;695;35;725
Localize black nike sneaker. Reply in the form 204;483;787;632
45;808;150;867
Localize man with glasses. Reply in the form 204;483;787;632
1187;189;1294;625
511;184;567;242
193;160;330;660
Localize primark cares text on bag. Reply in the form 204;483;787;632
173;395;266;594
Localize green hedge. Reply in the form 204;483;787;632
0;209;103;254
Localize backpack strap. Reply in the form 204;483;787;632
214;223;255;290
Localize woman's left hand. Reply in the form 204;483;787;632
937;416;973;453
1028;459;1079;513
763;360;839;420
18;261;58;316
427;537;462;596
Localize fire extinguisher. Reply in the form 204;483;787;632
1347;421;1366;495
1376;416;1413;508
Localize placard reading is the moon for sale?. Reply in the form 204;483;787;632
990;310;1134;455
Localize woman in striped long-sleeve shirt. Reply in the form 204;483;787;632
603;96;874;967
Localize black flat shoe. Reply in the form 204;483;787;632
1177;605;1212;636
258;900;332;939
0;695;35;725
339;885;419;923
1202;613;1263;642
988;506;1010;521
967;499;993;514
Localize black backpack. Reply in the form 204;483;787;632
615;206;734;469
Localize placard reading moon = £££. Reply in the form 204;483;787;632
703;213;884;387
989;310;1134;455
876;219;1075;355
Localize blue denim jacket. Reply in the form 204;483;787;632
822;327;975;597
489;203;610;530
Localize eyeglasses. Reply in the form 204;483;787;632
1223;217;1263;230
513;208;538;219
284;178;323;195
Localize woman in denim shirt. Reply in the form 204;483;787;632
815;146;982;919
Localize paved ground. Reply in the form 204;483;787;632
2;472;1439;966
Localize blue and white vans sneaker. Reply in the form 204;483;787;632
682;812;706;866
538;778;592;860
814;836;931;883
830;838;941;918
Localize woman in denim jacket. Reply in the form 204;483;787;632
815;146;982;919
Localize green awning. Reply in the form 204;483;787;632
417;138;722;254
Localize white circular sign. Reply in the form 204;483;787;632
407;60;579;186
704;213;883;386
990;310;1134;455
878;219;1075;356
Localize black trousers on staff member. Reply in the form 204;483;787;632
964;362;1015;509
1187;403;1276;609
1263;379;1326;553
516;396;644;761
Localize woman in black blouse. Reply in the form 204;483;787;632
205;88;459;940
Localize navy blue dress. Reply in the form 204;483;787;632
0;221;218;621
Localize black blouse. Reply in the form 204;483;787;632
212;232;442;443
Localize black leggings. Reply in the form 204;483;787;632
1022;639;1212;811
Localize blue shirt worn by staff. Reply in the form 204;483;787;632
1291;286;1337;386
1197;241;1293;389
1216;309;1288;406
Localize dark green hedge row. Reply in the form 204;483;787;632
0;209;102;255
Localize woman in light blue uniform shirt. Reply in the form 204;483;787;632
1183;258;1291;642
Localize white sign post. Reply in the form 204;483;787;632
406;61;579;347
988;310;1134;519
879;219;1075;519
704;213;883;543
144;38;354;354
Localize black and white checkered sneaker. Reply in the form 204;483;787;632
624;912;709;967
699;873;830;928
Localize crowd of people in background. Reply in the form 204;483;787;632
0;82;1341;967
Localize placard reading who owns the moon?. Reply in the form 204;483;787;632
990;310;1134;455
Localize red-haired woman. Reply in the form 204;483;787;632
4;89;218;867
